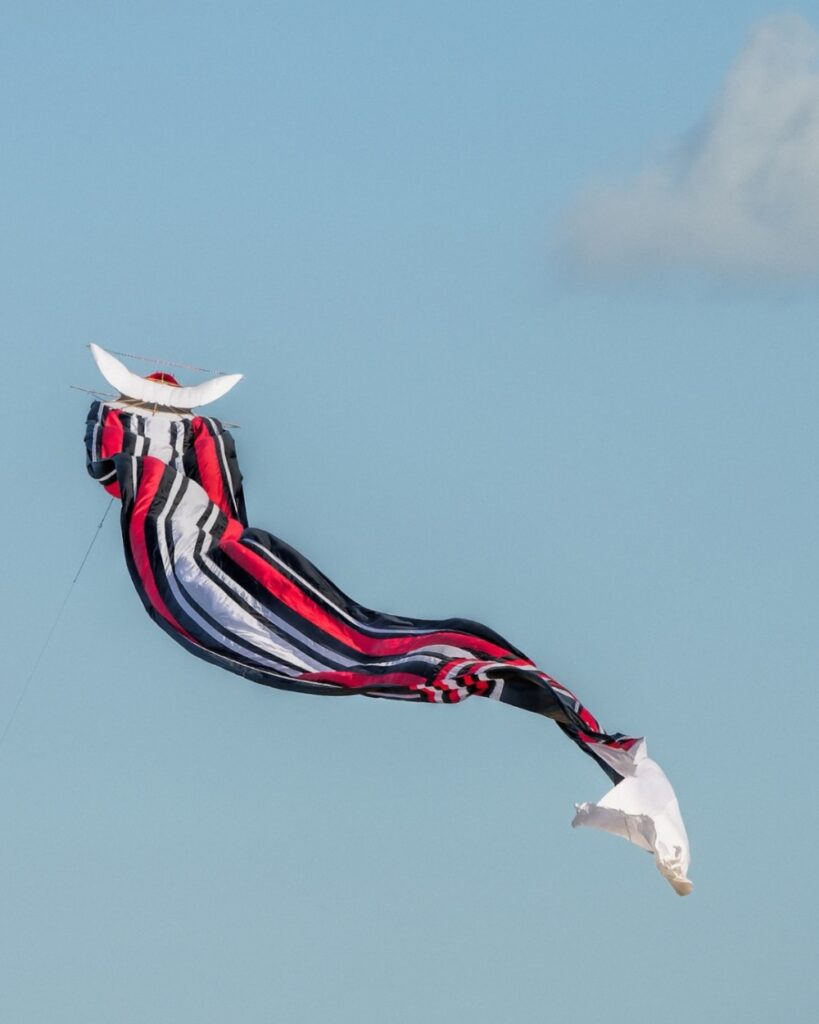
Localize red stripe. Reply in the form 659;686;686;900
128;457;195;641
219;526;513;660
296;669;425;690
578;706;602;733
100;409;124;499
576;730;637;752
100;408;124;459
190;418;232;516
432;657;470;686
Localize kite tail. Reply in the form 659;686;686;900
85;401;691;894
504;669;693;893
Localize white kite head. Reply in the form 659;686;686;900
89;343;242;411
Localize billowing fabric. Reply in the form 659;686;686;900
85;400;692;892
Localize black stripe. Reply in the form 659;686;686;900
241;527;527;655
214;422;247;525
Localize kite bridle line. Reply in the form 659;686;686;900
70;384;119;400
85;344;229;376
0;497;115;754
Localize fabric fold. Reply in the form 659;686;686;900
572;738;692;895
84;398;692;893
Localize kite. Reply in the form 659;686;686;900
84;344;692;894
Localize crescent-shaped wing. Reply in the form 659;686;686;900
89;344;242;409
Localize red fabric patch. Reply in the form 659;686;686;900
296;669;425;690
190;418;233;517
99;408;124;498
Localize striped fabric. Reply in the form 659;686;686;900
86;401;638;784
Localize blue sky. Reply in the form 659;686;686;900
1;4;817;1021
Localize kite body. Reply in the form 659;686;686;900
84;348;692;894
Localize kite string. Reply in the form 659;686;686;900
0;497;115;752
90;346;228;376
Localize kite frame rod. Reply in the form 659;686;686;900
69;386;240;427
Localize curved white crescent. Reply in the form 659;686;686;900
89;344;242;410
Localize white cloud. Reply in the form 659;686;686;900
561;14;819;281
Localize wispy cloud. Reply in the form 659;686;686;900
561;14;819;281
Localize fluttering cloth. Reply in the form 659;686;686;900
85;401;692;893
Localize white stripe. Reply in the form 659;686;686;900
154;474;310;674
